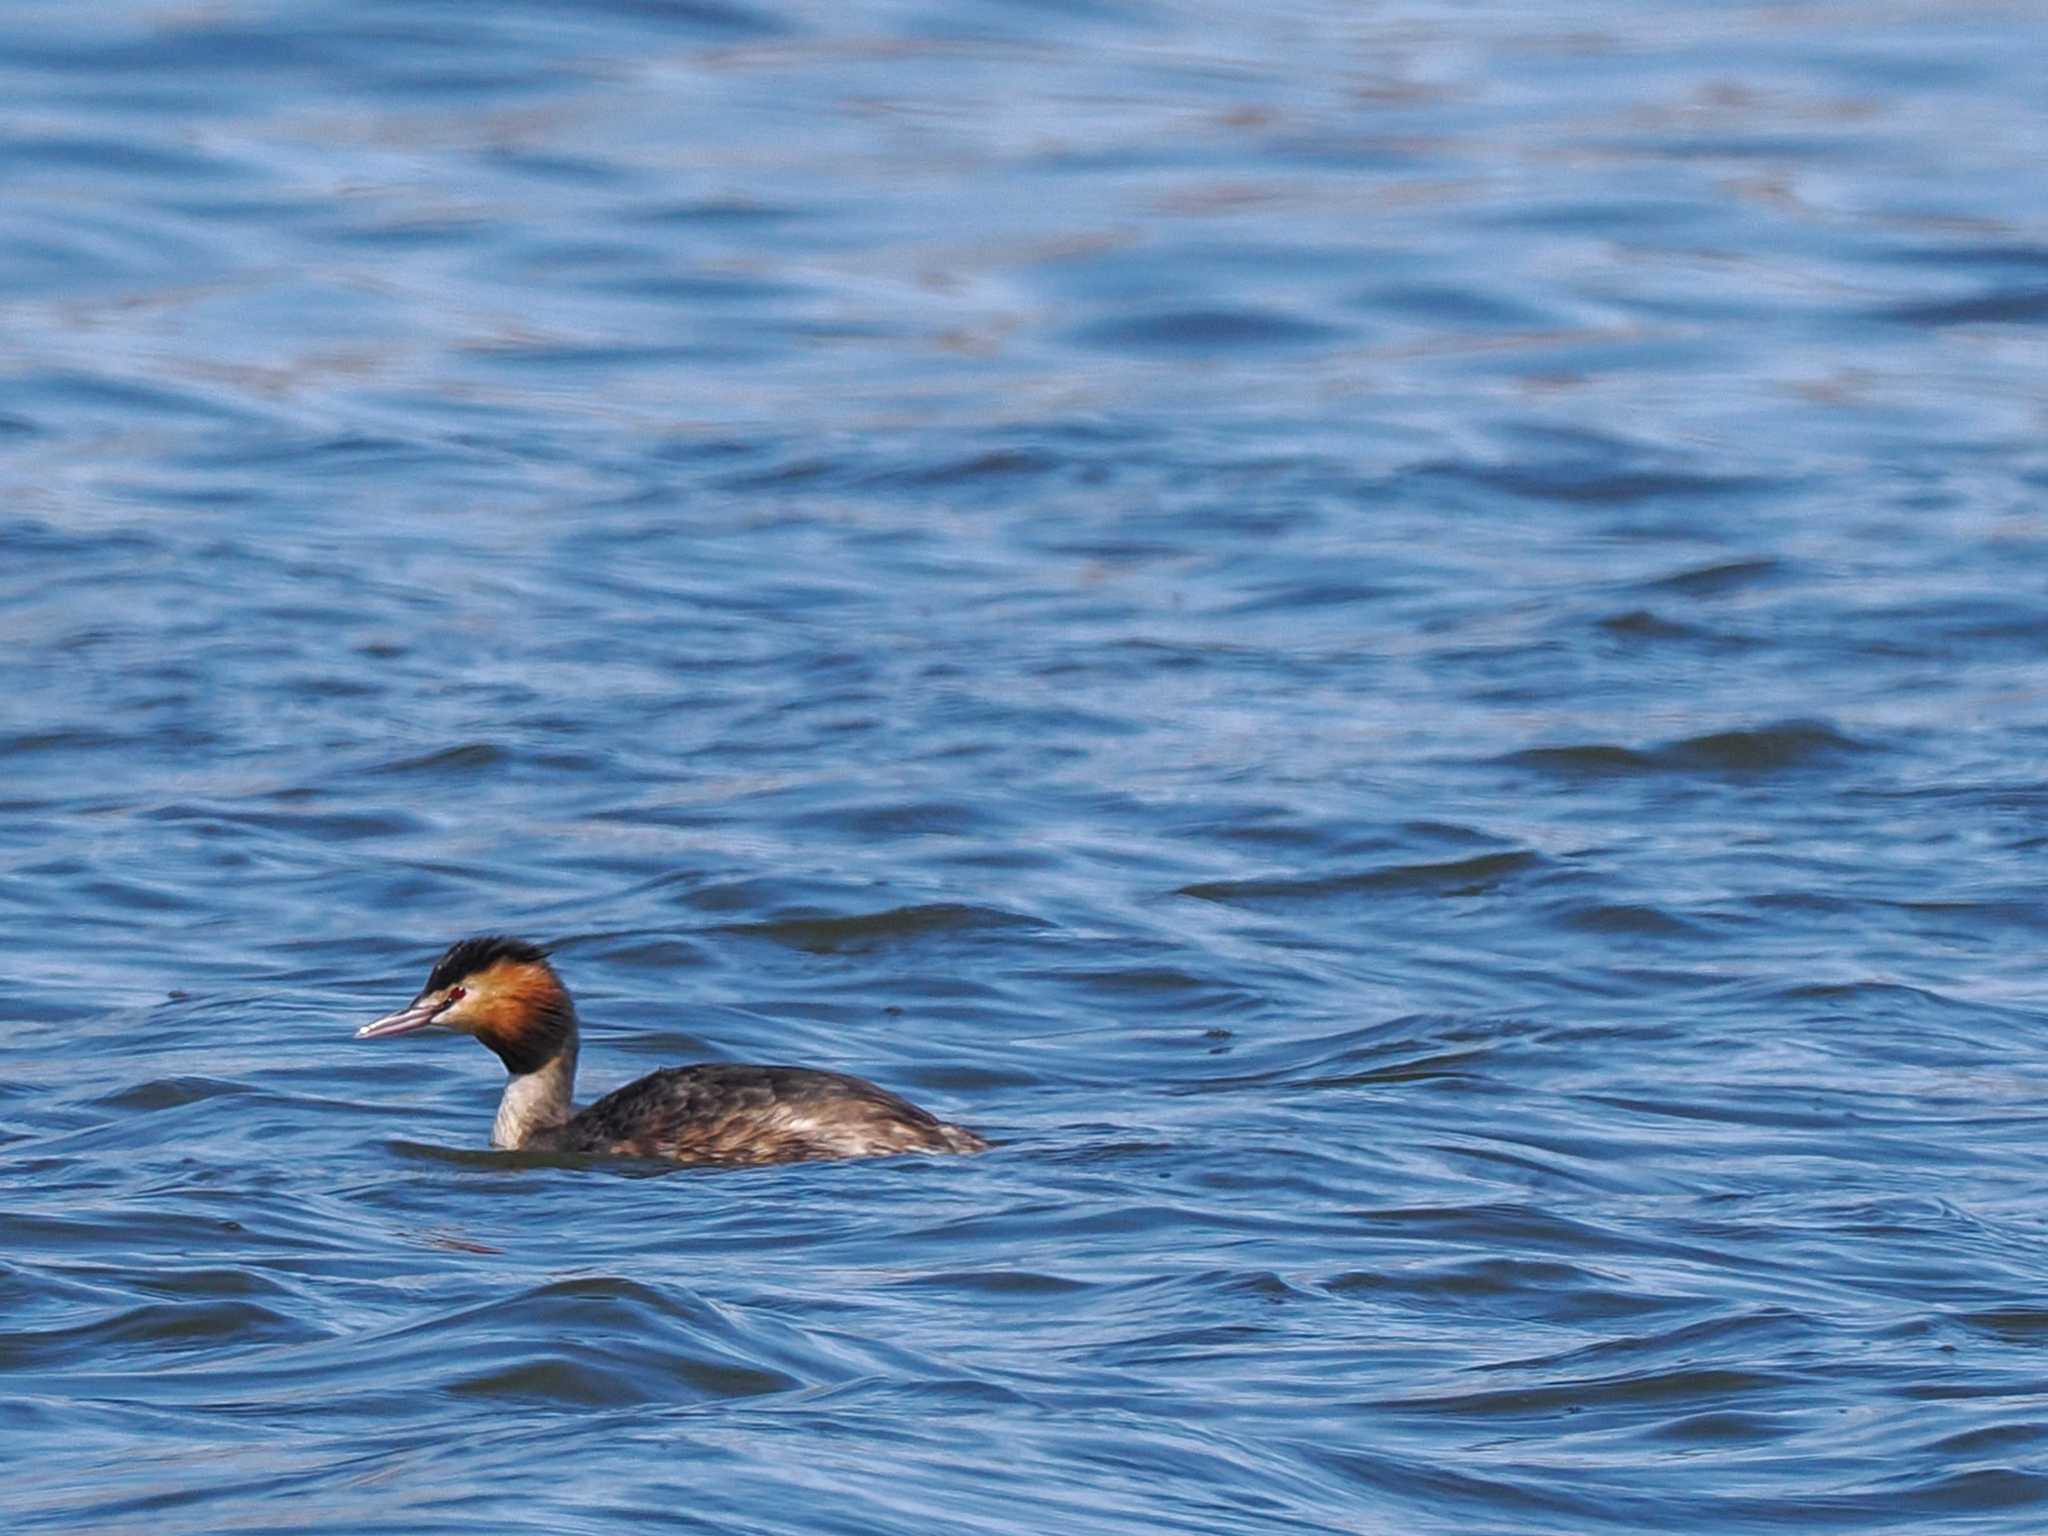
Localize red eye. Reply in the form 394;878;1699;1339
447;986;466;1002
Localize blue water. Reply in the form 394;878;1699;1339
7;2;2048;1531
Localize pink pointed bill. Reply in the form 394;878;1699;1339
356;997;446;1039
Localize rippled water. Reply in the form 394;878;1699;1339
7;2;2048;1531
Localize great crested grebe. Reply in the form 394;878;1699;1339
356;936;987;1165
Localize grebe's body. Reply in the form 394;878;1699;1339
357;937;986;1165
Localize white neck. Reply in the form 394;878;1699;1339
491;1041;579;1149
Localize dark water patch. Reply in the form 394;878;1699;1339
786;798;1006;840
1177;849;1545;907
1505;720;1870;780
1163;805;1377;853
710;452;859;492
1068;307;1347;354
1477;1307;1821;1380
91;1076;255;1112
0;1300;326;1368
552;0;788;38
9;132;254;185
1582;1092;1868;1134
466;339;724;372
1764;979;2030;1047
1418;458;1773;509
1389;1363;1807;1425
1357;281;1554;332
1296;1442;1624;1527
854;447;1068;492
187;804;432;841
1174;1022;1492;1094
601;267;810;306
365;742;512;776
1880;287;2048;327
1951;1309;2048;1345
629;197;810;230
1225;580;1398;616
714;903;1047;954
564;933;717;971
1553;902;1700;938
1932;1423;2048;1457
0;727;132;758
1327;1256;1688;1327
1346;1202;1795;1278
190;430;473;475
889;1268;1095;1297
893;1061;1035;1093
1889;241;2048;273
1638;557;1783;597
107;1265;303;1302
18;366;273;427
1596;608;1710;641
1841;1469;2048;1519
1042;964;1263;1021
1498;743;1659;778
681;875;851;915
1269;1045;1486;1090
449;1350;794;1407
1641;1408;1798;1444
74;874;196;914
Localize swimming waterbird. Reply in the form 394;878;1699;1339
357;936;988;1164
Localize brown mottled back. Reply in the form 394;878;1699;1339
537;1064;989;1165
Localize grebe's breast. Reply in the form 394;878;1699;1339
542;1063;988;1165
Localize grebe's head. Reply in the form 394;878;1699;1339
356;935;575;1073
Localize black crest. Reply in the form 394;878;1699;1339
426;935;550;993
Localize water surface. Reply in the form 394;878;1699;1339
6;2;2048;1532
